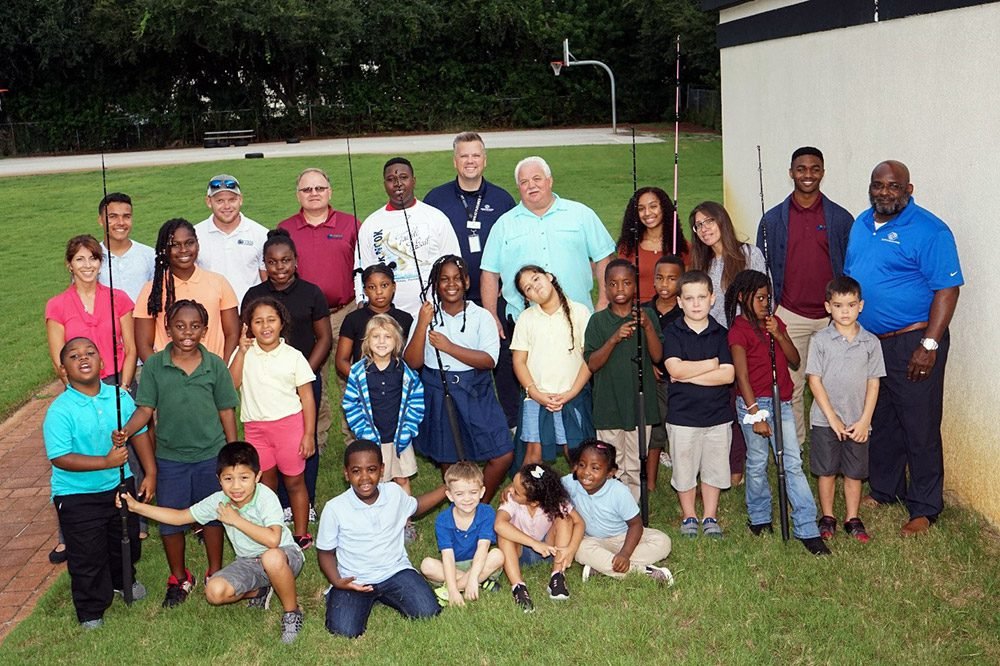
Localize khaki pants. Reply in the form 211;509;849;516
774;305;829;444
597;427;652;503
317;301;358;451
575;529;671;579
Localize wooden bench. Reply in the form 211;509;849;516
203;129;255;148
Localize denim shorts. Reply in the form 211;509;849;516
156;457;221;536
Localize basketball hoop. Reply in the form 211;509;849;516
550;61;563;76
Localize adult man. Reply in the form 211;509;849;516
277;167;358;449
194;174;268;303
844;160;963;537
97;192;155;302
757;147;854;443
424;132;518;425
355;157;460;319
480;156;616;331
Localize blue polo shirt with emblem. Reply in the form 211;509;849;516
844;198;963;335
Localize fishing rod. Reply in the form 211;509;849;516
631;127;649;526
672;35;681;254
346;137;365;288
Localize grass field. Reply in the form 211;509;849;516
2;135;999;664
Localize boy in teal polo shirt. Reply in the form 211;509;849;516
583;260;662;502
120;442;305;643
43;337;156;629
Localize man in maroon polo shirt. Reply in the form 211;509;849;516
757;147;854;443
278;167;359;448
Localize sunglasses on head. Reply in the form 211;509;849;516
209;179;239;191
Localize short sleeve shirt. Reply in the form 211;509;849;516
422;301;499;371
315;483;418;585
498;498;571;542
806;324;886;427
45;284;134;380
727;315;794;401
242;277;330;359
561;474;638;538
195;214;269;304
278;208;360;308
236;340;315;422
136;344;240;462
662;317;733;427
510;299;591;394
434;503;497;561
189;485;299;558
99;240;156;302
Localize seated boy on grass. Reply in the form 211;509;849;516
119;441;305;643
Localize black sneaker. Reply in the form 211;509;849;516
818;515;837;540
247;585;273;610
548;572;570;600
511;583;534;613
799;536;832;556
162;570;196;608
747;520;774;536
293;533;313;551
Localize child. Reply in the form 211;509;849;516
316;440;447;639
420;462;505;607
114;299;240;606
583;259;663;502
725;269;829;555
336;262;414;380
229;297;316;549
119;442;306;643
646;254;685;486
342;314;423;497
43;337;155;628
562;440;672;583
133;218;240;362
495;463;585;612
662;270;734;538
806;276;885;543
403;255;514;502
511;265;594;466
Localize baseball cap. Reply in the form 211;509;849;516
207;174;241;196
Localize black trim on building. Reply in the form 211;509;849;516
711;0;1000;48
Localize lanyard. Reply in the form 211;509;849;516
459;193;483;230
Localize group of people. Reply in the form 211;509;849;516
42;132;963;642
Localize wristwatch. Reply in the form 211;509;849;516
920;337;939;351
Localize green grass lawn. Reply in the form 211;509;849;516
3;135;999;663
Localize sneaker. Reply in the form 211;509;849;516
282;507;293;524
114;580;147;602
308;505;317;523
48;545;68;565
548;572;570;600
799;536;832;556
844;517;871;544
162;570;196;608
680;517;699;537
280;608;304;644
293;533;313;551
818;515;837;540
403;521;418;544
659;451;672;468
80;618;104;630
481;576;499;593
644;565;675;586
701;517;723;539
247;585;273;610
581;564;592;583
747;520;773;536
511;583;534;613
434;585;450;607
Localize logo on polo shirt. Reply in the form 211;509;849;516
882;231;900;245
482;204;495;212
237;239;255;246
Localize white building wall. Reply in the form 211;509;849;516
717;3;1000;525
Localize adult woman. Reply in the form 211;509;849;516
688;201;764;327
617;186;690;302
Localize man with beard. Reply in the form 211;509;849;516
844;160;963;537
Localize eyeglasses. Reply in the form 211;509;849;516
869;182;906;193
692;217;718;232
297;186;330;194
208;179;239;191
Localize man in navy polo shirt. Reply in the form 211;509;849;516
844;160;963;537
757;147;854;443
425;132;518;426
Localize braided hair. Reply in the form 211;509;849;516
149;218;196;317
428;254;469;332
617;186;689;257
724;269;771;332
514;265;576;353
516;463;571;523
165;298;209;328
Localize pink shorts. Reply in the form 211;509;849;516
244;412;306;477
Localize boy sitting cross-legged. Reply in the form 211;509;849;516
119;441;305;643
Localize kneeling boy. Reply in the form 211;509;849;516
120;442;305;643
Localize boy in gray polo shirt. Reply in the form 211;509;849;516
806;277;885;543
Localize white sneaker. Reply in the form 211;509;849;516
282;507;293;524
659;451;672;468
581;564;592;583
645;564;675;586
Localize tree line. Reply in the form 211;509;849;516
0;0;718;154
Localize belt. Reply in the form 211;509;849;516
876;322;928;339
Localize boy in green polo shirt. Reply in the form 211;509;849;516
583;259;663;501
120;442;305;643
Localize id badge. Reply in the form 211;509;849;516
468;233;481;253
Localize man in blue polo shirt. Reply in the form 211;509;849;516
425;132;519;426
844;160;963;537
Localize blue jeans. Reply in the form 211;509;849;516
324;568;440;638
736;397;820;539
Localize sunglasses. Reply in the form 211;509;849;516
297;186;330;194
208;179;239;191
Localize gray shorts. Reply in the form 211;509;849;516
214;545;305;596
667;422;732;492
809;426;869;480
